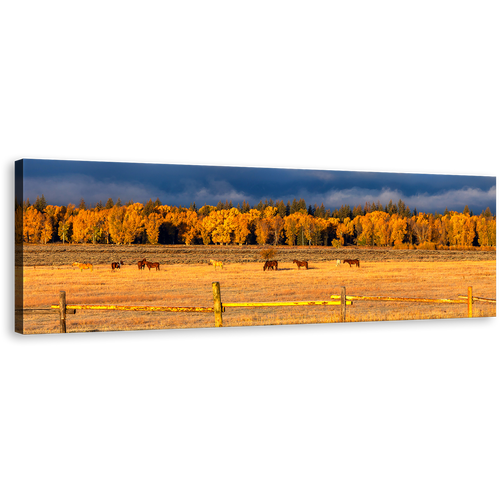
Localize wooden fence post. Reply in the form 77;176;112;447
59;291;67;333
468;286;473;318
340;286;346;323
212;282;223;327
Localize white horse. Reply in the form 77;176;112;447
335;259;341;267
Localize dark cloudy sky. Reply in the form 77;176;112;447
17;159;496;215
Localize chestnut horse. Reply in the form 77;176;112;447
145;261;160;271
293;259;308;270
138;258;147;270
343;259;360;268
111;260;124;271
263;260;278;271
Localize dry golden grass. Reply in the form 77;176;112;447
17;259;496;334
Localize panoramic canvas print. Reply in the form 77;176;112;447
15;159;496;334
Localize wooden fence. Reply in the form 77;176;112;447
17;284;494;333
330;286;492;319
17;284;353;332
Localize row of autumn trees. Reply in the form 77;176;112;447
16;196;496;249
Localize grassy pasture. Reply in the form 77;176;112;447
17;258;496;334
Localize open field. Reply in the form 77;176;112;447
17;243;496;267
16;255;496;334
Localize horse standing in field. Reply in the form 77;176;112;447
293;259;308;270
138;258;147;270
263;260;278;271
343;259;360;268
209;259;223;270
335;259;341;267
111;260;124;271
73;262;93;272
145;261;160;271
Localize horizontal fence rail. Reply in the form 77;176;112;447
222;300;352;307
458;295;496;304
16;308;76;315
51;305;216;313
330;295;467;304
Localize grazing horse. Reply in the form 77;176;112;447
343;259;360;268
111;260;124;271
209;259;223;270
145;261;160;271
263;260;278;271
335;259;341;267
72;262;93;272
138;258;147;270
293;259;308;270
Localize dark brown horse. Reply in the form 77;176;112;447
145;261;160;271
263;260;278;271
111;260;124;271
293;259;308;270
138;258;147;270
343;259;360;268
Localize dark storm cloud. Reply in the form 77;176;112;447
19;159;496;215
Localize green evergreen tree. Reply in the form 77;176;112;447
352;205;363;217
34;194;48;212
277;201;287;217
386;200;396;215
144;199;155;216
318;203;326;218
40;194;47;210
105;198;114;209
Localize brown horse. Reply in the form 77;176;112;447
145;261;160;271
209;259;223;270
111;260;124;271
138;258;147;270
72;262;93;272
263;260;278;271
293;259;308;270
343;259;360;268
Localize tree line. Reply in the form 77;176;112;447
16;195;496;249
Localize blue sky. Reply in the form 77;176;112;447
17;159;496;215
